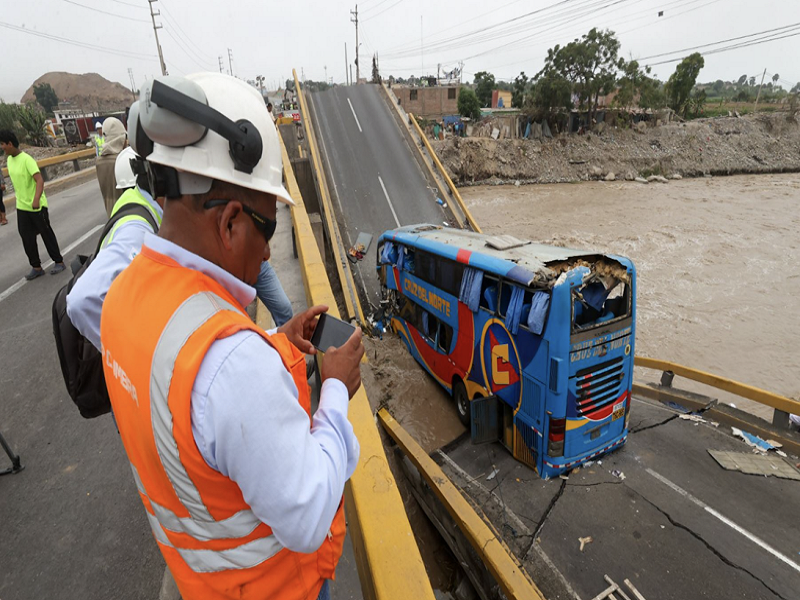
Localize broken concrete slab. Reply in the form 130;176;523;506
708;450;800;481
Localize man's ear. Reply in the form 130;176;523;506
217;201;243;251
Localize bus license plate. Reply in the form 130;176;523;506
612;401;624;421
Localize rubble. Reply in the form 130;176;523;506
433;112;800;185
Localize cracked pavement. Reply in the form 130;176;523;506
436;397;800;600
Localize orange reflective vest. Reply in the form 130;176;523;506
100;245;346;600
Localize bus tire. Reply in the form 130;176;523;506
453;380;471;428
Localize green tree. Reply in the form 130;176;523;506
614;59;664;109
457;87;481;121
737;74;747;86
0;101;20;134
512;72;529;108
712;79;725;95
689;88;706;118
539;28;621;128
526;72;572;117
772;73;779;84
748;76;756;87
665;52;704;117
473;71;496;107
33;83;59;115
17;104;48;146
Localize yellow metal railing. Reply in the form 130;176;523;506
1;148;94;178
635;356;800;416
378;409;546;600
408;113;482;233
279;134;435;600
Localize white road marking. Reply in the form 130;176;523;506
347;98;363;133
377;176;401;228
0;224;103;304
646;467;800;574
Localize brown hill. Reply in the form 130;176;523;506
21;72;133;112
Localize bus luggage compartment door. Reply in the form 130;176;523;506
470;395;501;445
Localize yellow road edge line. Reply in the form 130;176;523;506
635;356;800;415
378;82;465;229
2;147;95;178
293;70;366;326
407;113;482;233
279;133;436;600
377;408;546;600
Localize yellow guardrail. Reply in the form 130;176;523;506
293;69;365;326
279;134;435;600
1;148;95;178
635;356;800;416
408;113;482;233
378;409;546;600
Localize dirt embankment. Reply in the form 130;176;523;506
21;72;133;111
433;112;800;185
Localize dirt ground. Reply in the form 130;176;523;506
434;112;800;185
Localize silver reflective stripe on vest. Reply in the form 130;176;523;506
131;464;262;541
137;291;284;568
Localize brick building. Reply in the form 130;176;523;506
393;85;460;118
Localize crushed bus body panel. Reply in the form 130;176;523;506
376;224;637;478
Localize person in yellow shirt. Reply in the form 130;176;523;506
0;130;66;279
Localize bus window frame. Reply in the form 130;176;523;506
570;280;632;335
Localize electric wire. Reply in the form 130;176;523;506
61;0;150;23
158;0;217;61
362;0;405;22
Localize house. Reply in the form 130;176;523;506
491;90;512;109
394;85;460;119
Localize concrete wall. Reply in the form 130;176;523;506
393;85;460;118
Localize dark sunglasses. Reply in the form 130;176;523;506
203;199;277;243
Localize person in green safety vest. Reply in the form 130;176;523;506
93;122;105;157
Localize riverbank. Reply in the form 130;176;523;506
460;173;800;420
434;112;800;185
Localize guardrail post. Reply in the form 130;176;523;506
660;370;675;388
40;168;50;183
772;409;791;429
72;159;81;172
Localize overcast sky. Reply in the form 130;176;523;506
1;0;798;102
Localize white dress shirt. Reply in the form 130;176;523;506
142;234;359;553
66;188;163;351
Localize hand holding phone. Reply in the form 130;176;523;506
311;313;357;352
315;316;364;399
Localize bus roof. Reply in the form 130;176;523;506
381;225;630;287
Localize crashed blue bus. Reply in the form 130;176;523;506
376;225;636;478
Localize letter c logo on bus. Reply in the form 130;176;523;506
480;321;522;407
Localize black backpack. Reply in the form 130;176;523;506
52;203;159;418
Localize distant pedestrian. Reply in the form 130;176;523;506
0;177;7;225
93;122;105;157
95;117;127;216
0;130;66;279
267;102;275;123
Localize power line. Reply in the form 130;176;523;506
162;29;215;70
158;0;216;61
362;0;405;22
107;0;147;7
361;0;393;13
61;0;150;23
647;30;800;66
0;20;154;60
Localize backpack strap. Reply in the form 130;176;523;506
95;202;159;255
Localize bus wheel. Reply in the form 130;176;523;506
453;381;471;428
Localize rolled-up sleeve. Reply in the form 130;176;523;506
192;330;359;553
66;221;152;350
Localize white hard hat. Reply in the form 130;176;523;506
133;73;292;205
115;147;138;189
95;122;103;130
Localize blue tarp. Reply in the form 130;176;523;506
459;267;483;312
527;292;550;335
443;115;461;125
422;311;430;337
380;241;396;264
397;245;405;270
582;282;609;312
505;286;525;335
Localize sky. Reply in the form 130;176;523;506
1;0;799;103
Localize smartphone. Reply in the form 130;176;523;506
311;313;356;352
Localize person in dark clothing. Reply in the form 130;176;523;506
0;177;7;225
0;130;65;279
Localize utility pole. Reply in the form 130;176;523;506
218;56;224;74
228;48;234;78
148;0;167;76
420;16;423;76
128;68;136;99
345;43;349;85
459;60;464;85
324;65;328;87
350;5;359;83
754;68;767;113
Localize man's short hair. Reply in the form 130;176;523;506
267;102;273;109
0;130;20;148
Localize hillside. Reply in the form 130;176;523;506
21;72;133;111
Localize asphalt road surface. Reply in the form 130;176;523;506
308;84;451;310
0;180;165;600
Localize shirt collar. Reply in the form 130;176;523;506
142;233;256;309
138;187;163;220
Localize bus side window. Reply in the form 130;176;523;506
404;248;415;273
438;321;453;354
498;281;513;317
480;275;499;312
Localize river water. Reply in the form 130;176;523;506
460;173;800;420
